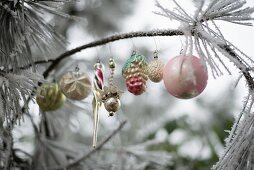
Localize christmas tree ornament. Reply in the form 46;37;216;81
163;55;208;99
100;57;123;116
147;51;164;83
36;83;66;112
100;85;122;116
92;60;105;148
59;67;92;100
122;52;148;95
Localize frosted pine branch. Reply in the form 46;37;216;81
213;104;254;169
0;70;43;128
0;0;76;70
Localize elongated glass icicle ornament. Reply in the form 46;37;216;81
92;61;104;148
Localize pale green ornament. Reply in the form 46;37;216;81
36;83;66;111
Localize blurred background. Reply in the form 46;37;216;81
13;0;254;169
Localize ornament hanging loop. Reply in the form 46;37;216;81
154;50;159;59
152;36;159;53
75;65;80;72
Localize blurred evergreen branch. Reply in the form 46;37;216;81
50;120;127;170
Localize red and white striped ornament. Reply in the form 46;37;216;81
92;60;105;148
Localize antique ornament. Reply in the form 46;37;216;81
163;55;208;99
59;67;92;100
36;83;66;112
122;52;148;95
147;51;164;83
100;57;123;116
92;60;105;148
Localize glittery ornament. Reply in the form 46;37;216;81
126;76;144;95
36;83;65;112
163;55;208;99
122;52;148;95
147;53;164;83
59;69;92;100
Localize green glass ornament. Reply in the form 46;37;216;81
36;83;65;111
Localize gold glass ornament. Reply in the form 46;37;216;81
36;83;65;112
147;51;164;83
104;98;121;116
59;68;92;100
100;85;123;116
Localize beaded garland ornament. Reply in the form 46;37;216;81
99;57;123;117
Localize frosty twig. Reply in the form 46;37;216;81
50;120;127;170
42;29;184;78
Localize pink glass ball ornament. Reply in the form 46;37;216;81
163;55;208;99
